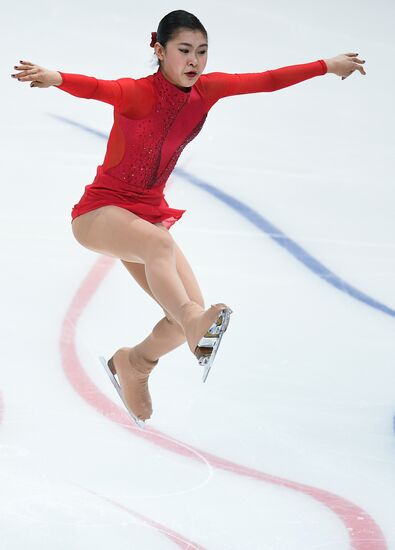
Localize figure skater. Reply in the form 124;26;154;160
11;9;366;428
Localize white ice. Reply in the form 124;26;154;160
1;0;394;549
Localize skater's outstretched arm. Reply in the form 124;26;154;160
198;53;366;110
11;60;155;117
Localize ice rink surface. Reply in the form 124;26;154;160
1;0;394;548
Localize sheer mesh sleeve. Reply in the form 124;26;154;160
198;60;327;111
54;72;155;118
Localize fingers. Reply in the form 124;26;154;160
342;68;356;80
11;60;40;82
341;54;367;79
11;68;38;81
352;55;366;74
355;61;367;75
13;62;35;71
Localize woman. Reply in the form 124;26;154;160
11;10;366;428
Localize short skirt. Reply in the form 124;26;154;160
70;171;186;230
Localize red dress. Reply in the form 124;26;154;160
55;60;327;229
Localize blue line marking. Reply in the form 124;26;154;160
175;167;395;318
49;114;395;319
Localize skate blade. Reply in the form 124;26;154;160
196;307;232;383
99;356;146;429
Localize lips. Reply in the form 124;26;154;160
185;71;197;76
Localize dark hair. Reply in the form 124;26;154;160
153;10;208;67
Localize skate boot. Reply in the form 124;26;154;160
99;347;158;429
179;302;233;382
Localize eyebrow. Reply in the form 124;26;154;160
177;42;208;48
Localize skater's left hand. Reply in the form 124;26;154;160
324;53;367;80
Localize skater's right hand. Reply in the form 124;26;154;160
11;60;62;88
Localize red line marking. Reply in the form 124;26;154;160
60;254;387;550
0;380;201;547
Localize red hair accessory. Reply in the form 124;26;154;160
150;31;157;48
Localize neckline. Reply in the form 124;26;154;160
155;68;192;95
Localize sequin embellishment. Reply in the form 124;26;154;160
105;71;204;191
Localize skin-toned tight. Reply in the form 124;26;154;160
71;205;205;362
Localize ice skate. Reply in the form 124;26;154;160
179;302;233;382
99;347;158;429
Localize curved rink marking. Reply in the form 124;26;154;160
60;255;386;550
53;114;388;549
49;114;395;319
175;167;395;319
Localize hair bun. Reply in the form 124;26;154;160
150;31;157;48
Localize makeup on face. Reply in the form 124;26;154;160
178;40;207;78
160;31;208;88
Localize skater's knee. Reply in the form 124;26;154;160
145;231;175;261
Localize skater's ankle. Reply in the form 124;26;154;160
179;300;204;317
129;346;158;368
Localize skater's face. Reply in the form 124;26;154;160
154;28;208;90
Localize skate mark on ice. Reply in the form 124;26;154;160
59;253;387;550
59;255;214;491
72;483;206;550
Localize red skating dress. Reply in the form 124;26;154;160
55;60;327;229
